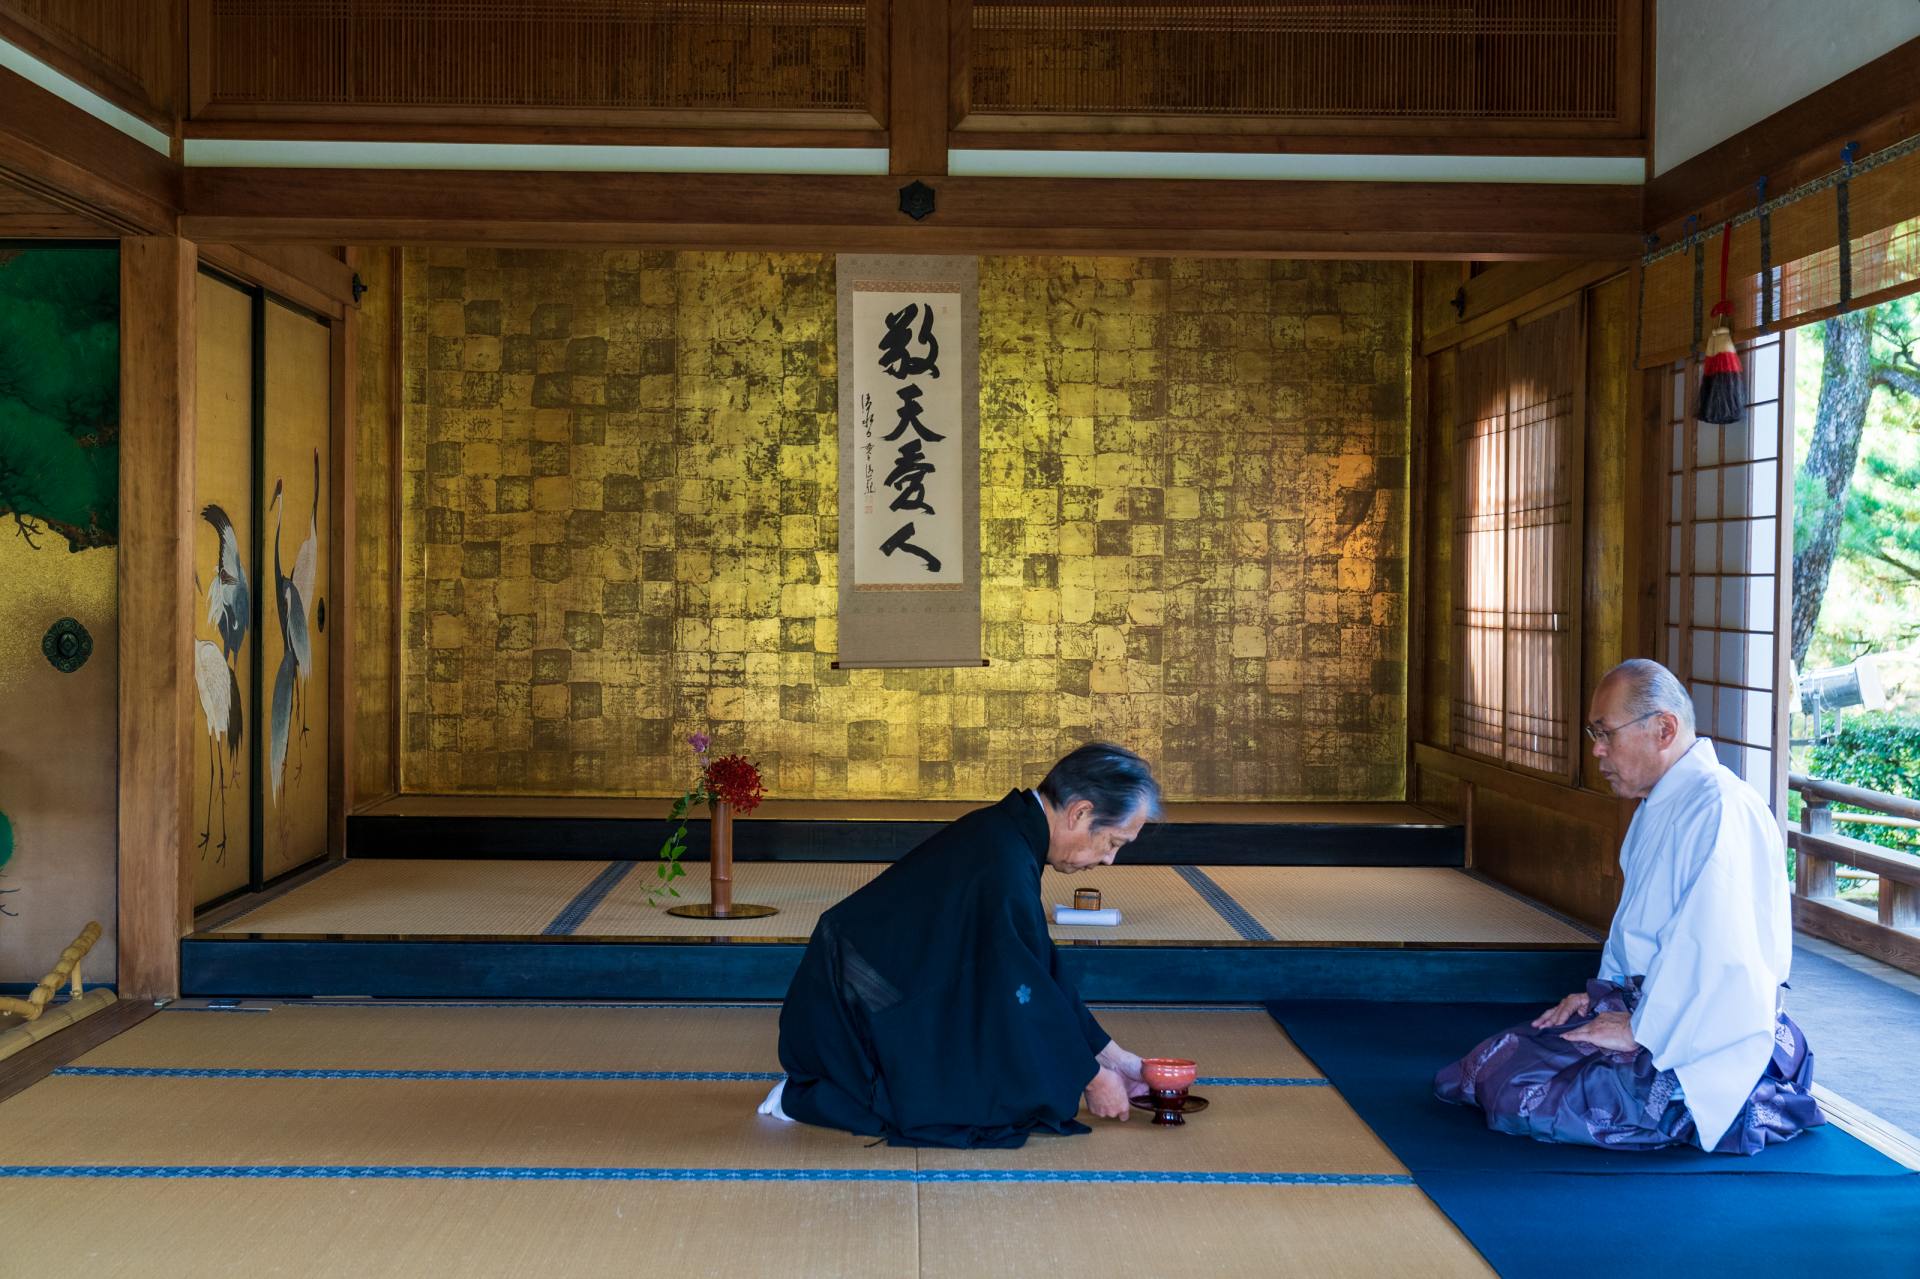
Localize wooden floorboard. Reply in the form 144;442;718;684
0;998;158;1106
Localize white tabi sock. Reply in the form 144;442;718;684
757;1077;793;1122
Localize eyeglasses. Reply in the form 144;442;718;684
1582;711;1659;746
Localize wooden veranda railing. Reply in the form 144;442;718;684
1790;773;1920;978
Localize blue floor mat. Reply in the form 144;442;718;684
1268;999;1910;1175
1267;1001;1920;1278
1416;1171;1920;1279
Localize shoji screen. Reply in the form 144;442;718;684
1660;331;1793;812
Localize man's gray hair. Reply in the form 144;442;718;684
1040;742;1162;830
1607;658;1696;734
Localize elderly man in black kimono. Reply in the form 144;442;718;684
761;742;1162;1148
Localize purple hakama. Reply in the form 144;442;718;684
1434;978;1825;1154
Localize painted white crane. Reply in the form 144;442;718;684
194;636;241;858
289;449;318;774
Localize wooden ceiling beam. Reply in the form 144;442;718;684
179;167;1642;259
0;68;178;234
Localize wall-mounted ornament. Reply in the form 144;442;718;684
41;617;92;673
898;181;936;221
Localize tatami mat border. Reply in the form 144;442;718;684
1173;866;1275;941
542;862;638;936
1460;870;1606;941
51;1066;1330;1086
0;1165;1415;1185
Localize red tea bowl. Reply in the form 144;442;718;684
1141;1057;1197;1092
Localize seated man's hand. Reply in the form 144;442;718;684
1097;1040;1151;1099
1560;1010;1639;1055
1084;1066;1132;1120
1531;991;1591;1029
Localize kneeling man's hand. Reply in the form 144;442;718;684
1085;1066;1132;1120
1560;1010;1639;1054
1531;991;1591;1029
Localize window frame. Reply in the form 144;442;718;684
1447;294;1588;784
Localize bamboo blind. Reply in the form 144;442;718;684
1450;300;1582;777
199;0;869;112
971;0;1623;121
1638;135;1920;369
1658;332;1791;811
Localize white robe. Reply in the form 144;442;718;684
1597;738;1792;1150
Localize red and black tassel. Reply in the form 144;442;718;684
1697;221;1745;424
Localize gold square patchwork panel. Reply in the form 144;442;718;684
398;252;1410;801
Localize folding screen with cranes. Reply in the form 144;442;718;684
260;300;331;882
192;274;254;906
191;274;331;907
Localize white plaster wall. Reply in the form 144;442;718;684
1655;0;1920;175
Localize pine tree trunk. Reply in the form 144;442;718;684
1790;311;1876;666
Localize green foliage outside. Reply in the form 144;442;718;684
1791;298;1920;895
1802;714;1920;853
0;247;119;550
1793;296;1920;670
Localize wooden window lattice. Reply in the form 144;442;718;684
1450;299;1583;778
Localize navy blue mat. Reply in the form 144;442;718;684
1268;999;1909;1176
1416;1171;1920;1279
1268;1001;1920;1279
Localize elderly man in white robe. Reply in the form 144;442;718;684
1435;658;1824;1153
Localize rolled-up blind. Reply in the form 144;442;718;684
1637;134;1920;370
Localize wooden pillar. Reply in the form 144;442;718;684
328;264;355;859
117;235;197;1000
888;0;952;175
1797;799;1837;900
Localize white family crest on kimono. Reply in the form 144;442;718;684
1600;738;1792;1149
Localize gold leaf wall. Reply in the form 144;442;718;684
398;250;1410;801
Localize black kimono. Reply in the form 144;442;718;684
776;789;1111;1148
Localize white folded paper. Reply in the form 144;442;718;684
1052;904;1122;926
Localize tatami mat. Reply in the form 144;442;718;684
2;1004;1493;1278
578;862;883;938
1090;1008;1322;1078
919;1087;1402;1174
80;1004;790;1072
217;859;609;935
1205;866;1597;945
1041;866;1243;941
918;1184;1494;1279
3;1076;905;1169
0;1181;921;1279
81;1005;1316;1080
207;860;1590;947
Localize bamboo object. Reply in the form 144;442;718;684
710;799;733;917
0;921;102;1020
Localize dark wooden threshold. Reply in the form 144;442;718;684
0;998;158;1106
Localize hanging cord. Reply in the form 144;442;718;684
1756;178;1773;327
1688;214;1705;356
1711;218;1734;323
1837;141;1859;308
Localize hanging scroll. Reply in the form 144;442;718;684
835;255;981;668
